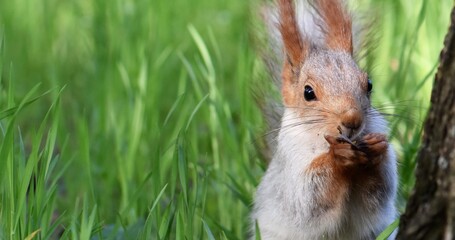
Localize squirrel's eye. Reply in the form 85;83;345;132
367;79;373;93
304;85;316;101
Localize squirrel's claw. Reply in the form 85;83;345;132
324;133;388;166
325;135;368;166
357;133;388;158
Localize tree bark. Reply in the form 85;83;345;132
396;6;455;240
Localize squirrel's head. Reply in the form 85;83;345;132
278;0;371;140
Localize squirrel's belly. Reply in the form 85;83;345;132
253;163;395;240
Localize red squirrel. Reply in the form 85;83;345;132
252;0;398;239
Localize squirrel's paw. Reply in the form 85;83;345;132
357;133;389;161
324;135;368;166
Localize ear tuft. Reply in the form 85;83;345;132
314;0;353;53
278;0;308;68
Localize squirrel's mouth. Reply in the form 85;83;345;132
337;124;365;142
333;127;365;150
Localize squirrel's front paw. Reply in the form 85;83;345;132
357;133;389;162
324;135;367;166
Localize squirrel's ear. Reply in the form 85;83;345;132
278;0;308;72
315;0;353;54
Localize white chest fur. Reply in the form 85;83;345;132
252;109;397;240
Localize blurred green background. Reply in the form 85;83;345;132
0;0;452;239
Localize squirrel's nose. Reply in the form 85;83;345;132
341;109;363;131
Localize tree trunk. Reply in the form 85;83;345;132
396;6;455;240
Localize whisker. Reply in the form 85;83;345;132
367;110;422;126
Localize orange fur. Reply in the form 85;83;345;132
315;0;353;53
308;133;389;213
278;0;307;67
307;152;349;212
281;61;297;105
279;0;309;105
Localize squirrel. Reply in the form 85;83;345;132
251;0;398;239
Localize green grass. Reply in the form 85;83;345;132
0;0;452;239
